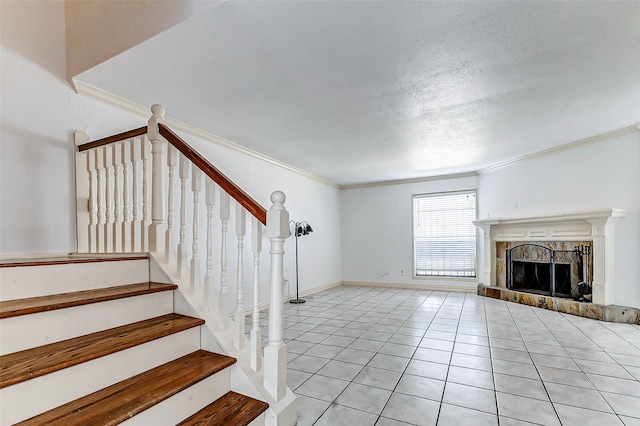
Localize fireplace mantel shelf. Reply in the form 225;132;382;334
474;207;626;227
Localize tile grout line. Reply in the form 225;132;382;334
505;301;566;425
529;304;625;420
479;292;502;425
351;287;434;425
279;286;640;425
375;288;452;426
433;292;466;426
306;286;432;425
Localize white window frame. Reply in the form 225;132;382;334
412;190;477;279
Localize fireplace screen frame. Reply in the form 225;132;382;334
506;243;591;299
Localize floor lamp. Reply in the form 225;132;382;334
290;220;313;304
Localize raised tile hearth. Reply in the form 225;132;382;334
478;283;640;324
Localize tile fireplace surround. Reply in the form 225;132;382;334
473;208;639;324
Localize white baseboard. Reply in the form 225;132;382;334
293;281;343;299
0;252;148;261
242;281;344;315
0;251;71;261
342;280;477;292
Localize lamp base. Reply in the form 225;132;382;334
290;298;306;304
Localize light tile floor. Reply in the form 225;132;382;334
249;286;640;426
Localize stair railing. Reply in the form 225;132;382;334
74;105;290;407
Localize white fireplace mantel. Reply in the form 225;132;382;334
474;208;626;305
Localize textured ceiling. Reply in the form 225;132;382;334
76;1;640;186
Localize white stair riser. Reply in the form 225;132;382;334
0;260;149;301
0;327;200;425
1;292;174;355
121;369;231;426
249;413;266;426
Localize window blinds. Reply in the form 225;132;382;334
413;190;477;277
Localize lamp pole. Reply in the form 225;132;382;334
290;221;312;304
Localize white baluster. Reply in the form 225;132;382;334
250;217;263;372
147;104;167;253
218;190;230;330
190;167;202;296
177;155;191;278
234;204;246;350
95;148;105;252
112;142;123;252
264;191;289;401
103;145;114;252
165;145;178;262
203;179;216;311
141;135;150;251
131;137;142;252
88;151;98;253
74;131;91;253
121;139;132;251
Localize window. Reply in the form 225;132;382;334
413;190;477;277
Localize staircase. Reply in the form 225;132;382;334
0;256;268;425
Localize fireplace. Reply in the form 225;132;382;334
503;242;592;300
474;208;625;306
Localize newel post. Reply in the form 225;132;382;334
147;104;167;253
263;191;290;401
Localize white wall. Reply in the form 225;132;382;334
172;131;343;303
477;133;640;309
65;1;218;79
0;0;342;302
341;175;478;290
1;0;143;255
341;133;639;308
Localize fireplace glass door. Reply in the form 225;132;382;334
506;244;589;299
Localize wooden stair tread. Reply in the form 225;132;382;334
16;350;236;426
0;254;148;268
0;313;204;388
177;391;269;426
0;282;177;319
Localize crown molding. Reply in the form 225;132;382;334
339;124;639;189
72;80;339;188
73;80;638;190
339;171;478;190
478;123;640;174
